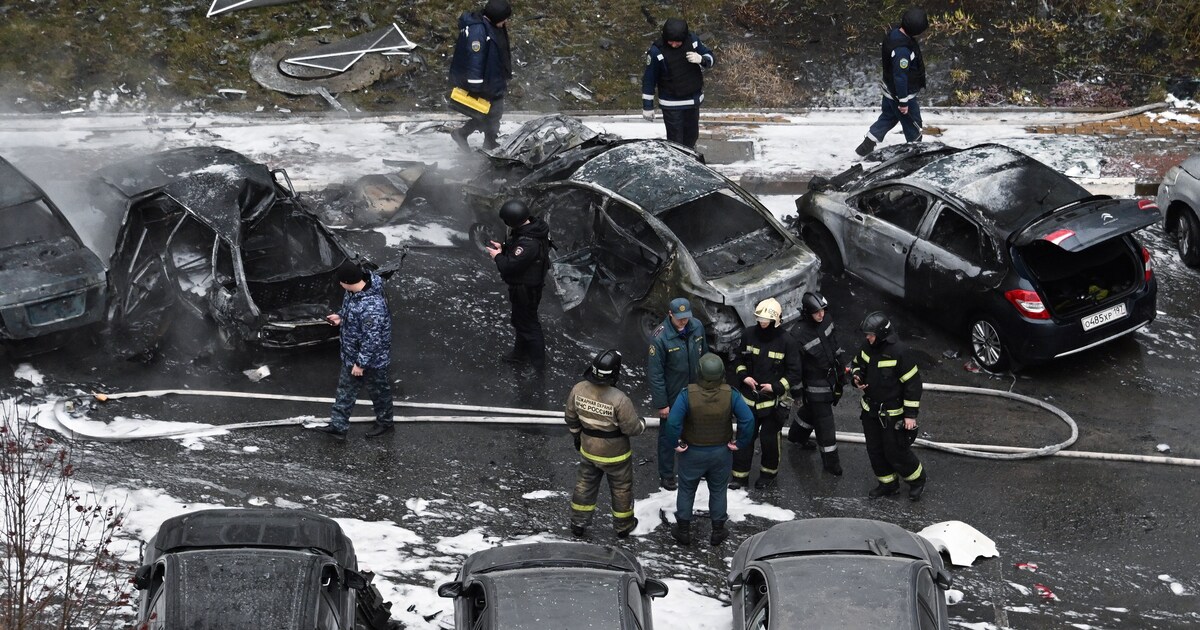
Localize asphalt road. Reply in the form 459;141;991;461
7;220;1199;628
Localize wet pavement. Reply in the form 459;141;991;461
2;112;1199;628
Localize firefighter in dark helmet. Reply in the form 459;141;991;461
486;199;551;371
565;349;646;538
851;311;926;500
788;291;847;476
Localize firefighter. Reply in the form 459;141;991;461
856;7;929;156
641;18;715;149
647;297;709;491
486;200;551;371
565;349;646;538
787;292;847;476
731;298;801;490
851;311;927;501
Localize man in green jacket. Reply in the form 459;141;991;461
647;297;708;490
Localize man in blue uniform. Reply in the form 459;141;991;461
856;7;929;157
448;0;512;151
647;297;708;491
641;18;715;149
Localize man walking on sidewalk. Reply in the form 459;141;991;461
641;18;715;150
856;7;929;156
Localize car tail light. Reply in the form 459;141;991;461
1005;289;1051;320
1142;246;1153;282
1138;199;1158;211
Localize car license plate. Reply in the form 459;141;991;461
1081;303;1127;331
26;292;87;327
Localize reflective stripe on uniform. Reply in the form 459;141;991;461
806;385;832;394
861;399;870;411
803;337;821;350
860;351;871;362
885;408;904;416
612;508;634;518
904;400;920;408
779;378;790;390
580;448;632;464
754;399;776;410
877;473;898;483
903;464;923;482
571;502;596;512
877;359;898;368
747;345;760;354
659;96;699;106
768;351;784;360
760;465;778;474
795;419;813;430
899;366;919;382
821;444;838;453
735;364;748;373
642;93;655;100
732;470;750;479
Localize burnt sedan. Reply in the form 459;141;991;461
0;156;107;344
728;518;953;630
794;143;1159;370
438;542;668;630
471;134;821;354
92;146;393;350
1157;151;1200;266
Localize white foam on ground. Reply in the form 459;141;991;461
14;363;45;386
631;486;796;536
521;489;565;500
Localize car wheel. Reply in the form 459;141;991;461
802;223;844;276
969;316;1010;371
623;308;661;348
1176;208;1200;267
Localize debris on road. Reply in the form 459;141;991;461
1016;561;1039;572
917;521;998;567
243;365;271;382
1034;583;1059;600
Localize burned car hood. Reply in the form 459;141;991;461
483;114;609;168
569;141;725;213
94;146;277;244
704;244;820;326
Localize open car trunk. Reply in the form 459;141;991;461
1016;238;1143;318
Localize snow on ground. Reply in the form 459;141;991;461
654;579;732;630
370;223;465;248
631;486;795;536
521;489;565;499
14;363;45;386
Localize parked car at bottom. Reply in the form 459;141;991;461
728;518;953;630
438;542;668;629
794;142;1159;370
0;156;106;344
1157;151;1200;266
133;508;399;629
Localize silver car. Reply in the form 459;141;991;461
1157;152;1200;266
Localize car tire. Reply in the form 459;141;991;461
629;308;660;346
1175;207;1200;267
968;316;1010;372
802;223;844;276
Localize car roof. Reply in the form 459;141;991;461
903;144;1090;234
739;517;934;563
461;542;644;580
763;555;922;627
149;508;355;568
0;156;44;209
567;140;730;214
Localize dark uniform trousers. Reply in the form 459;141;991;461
732;406;781;479
458;97;505;147
570;455;635;533
861;410;921;483
663;107;701;148
508;283;545;369
794;398;837;452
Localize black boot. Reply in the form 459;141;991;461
616;517;638;539
855;137;877;157
728;475;749;490
868;479;900;498
671;520;691;546
659;476;677;491
753;473;777;490
821;451;843;476
710;520;729;546
570;524;587;537
907;472;927;502
787;422;815;448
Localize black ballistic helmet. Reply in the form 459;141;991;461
801;291;829;316
585;349;623;386
482;0;511;23
499;199;530;228
901;7;928;37
859;311;893;339
662;18;689;43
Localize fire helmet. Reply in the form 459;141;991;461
801;292;829;316
859;311;894;339
585;349;622;386
754;297;783;327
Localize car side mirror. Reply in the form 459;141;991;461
437;582;464;599
343;569;368;591
644;578;669;599
726;571;745;591
935;569;954;591
133;564;152;590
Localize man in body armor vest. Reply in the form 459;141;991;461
851;311;927;501
731;298;802;490
662;354;755;547
856;7;929;156
787;292;847;476
486;199;551;371
565;350;646;538
641;18;715;149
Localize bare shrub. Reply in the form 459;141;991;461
1048;80;1129;108
1;402;131;630
716;43;798;108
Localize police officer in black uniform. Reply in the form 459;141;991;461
787;292;847;476
856;7;929;156
486;200;551;371
850;311;927;501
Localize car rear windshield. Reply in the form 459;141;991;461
172;550;316;627
658;189;787;278
0;198;73;249
764;556;917;626
491;568;623;629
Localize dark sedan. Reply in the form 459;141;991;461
438;542;668;629
794;143;1159;370
728;518;953;630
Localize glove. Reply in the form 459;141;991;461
572;433;582;452
685;51;703;64
642;110;655;121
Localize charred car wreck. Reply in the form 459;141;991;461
92;146;398;350
468;116;821;354
794;142;1158;370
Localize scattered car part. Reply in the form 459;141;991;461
207;0;302;18
283;24;416;74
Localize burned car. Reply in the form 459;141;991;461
470;128;821;354
437;542;668;629
728;518;953;630
133;508;399;629
794;143;1159;370
0;156;107;344
92;147;391;349
1157;151;1200;267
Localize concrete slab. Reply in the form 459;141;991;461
695;137;754;164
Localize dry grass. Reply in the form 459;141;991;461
715;42;798;108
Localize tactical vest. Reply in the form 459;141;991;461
656;40;704;99
682;383;733;446
881;29;926;96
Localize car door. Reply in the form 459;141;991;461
845;185;930;297
907;204;999;314
592;199;669;314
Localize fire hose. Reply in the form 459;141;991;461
47;383;1200;467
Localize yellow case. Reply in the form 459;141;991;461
450;87;491;115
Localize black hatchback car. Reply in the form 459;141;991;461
794;143;1159;370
